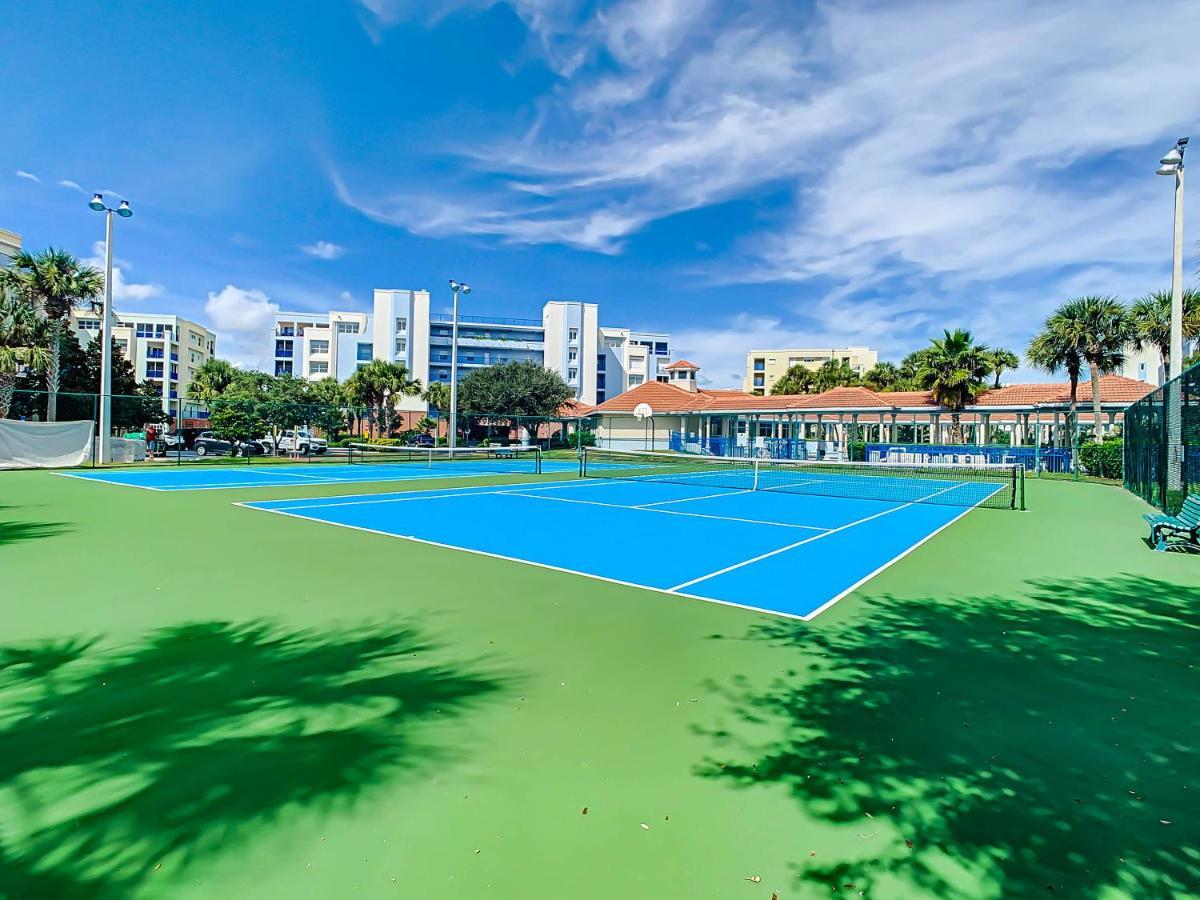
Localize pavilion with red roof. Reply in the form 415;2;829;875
584;361;1154;453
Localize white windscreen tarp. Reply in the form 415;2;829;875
0;420;94;469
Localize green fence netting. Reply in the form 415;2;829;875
1123;361;1200;514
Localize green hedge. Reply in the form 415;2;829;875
1079;438;1122;479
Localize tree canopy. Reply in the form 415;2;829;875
457;360;573;418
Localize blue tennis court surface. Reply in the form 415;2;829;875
55;458;581;491
239;475;995;619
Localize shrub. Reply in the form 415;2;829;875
1079;438;1123;480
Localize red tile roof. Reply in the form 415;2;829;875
588;373;1154;416
664;359;700;370
557;399;595;416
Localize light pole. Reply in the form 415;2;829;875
89;192;133;464
448;279;471;453
1156;137;1188;380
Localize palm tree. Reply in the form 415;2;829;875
915;329;990;442
1027;327;1084;447
345;360;422;436
861;362;900;391
1130;289;1200;376
0;248;103;421
0;292;51;418
983;348;1020;389
1047;296;1134;443
188;358;242;402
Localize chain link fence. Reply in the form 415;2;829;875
1123;361;1199;514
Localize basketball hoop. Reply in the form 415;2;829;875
633;403;654;421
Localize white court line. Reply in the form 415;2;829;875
237;502;811;622
667;480;972;592
796;487;1004;621
634;488;755;508
254;475;624;511
505;491;830;532
55;471;170;492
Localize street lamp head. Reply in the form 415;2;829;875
116;200;133;217
449;279;460;291
1157;164;1180;176
461;284;471;294
89;193;106;212
1161;148;1183;166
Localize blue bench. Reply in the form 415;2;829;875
1144;495;1200;550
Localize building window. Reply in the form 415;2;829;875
309;361;329;374
568;367;578;381
605;336;623;349
568;328;578;342
337;322;360;334
629;374;644;386
568;349;577;362
753;358;765;371
656;375;668;383
395;317;407;332
145;363;164;378
275;361;293;376
356;342;373;362
597;374;606;389
310;339;329;354
754;374;765;386
77;318;100;331
395;337;407;354
596;355;605;371
654;342;668;355
136;322;155;338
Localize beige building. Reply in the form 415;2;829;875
69;310;217;420
0;228;21;261
744;347;878;395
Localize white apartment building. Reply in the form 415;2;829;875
69;310;217;419
745;347;878;395
0;228;20;261
273;292;670;409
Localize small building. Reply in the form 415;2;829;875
744;346;878;395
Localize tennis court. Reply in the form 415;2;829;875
239;449;1023;619
54;445;559;491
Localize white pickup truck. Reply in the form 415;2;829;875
262;428;328;455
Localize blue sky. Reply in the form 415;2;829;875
3;0;1198;385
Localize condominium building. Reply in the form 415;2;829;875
69;310;217;418
744;347;878;395
273;292;670;409
0;228;21;261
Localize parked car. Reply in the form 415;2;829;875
193;431;265;457
264;428;328;455
162;432;186;449
407;433;435;448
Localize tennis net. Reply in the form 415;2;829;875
581;447;1024;509
348;443;542;474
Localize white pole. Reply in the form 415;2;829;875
1169;164;1185;380
449;286;459;453
98;209;115;464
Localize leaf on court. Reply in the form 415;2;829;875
581;806;588;815
744;875;761;883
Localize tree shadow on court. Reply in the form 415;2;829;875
695;577;1200;897
0;505;69;548
0;620;511;897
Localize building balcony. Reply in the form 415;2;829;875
275;350;294;358
430;336;545;351
276;328;296;336
429;313;542;327
145;350;164;360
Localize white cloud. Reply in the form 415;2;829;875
84;241;165;303
15;170;39;182
337;0;1200;354
300;240;346;260
57;179;85;193
339;290;354;304
203;285;280;368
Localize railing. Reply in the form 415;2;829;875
864;443;1077;474
429;313;542;327
275;349;293;358
145;350;164;359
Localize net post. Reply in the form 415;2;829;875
752;457;760;491
535;446;542;475
579;447;586;478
